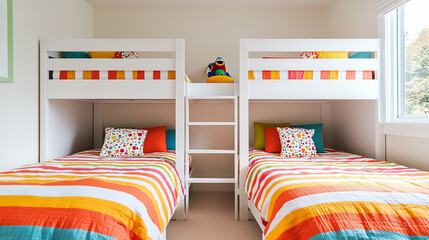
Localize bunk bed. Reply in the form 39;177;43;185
0;39;186;240
239;39;429;239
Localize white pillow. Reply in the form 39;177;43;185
277;127;318;158
100;127;148;157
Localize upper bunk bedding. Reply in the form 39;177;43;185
246;148;429;240
0;149;187;240
50;70;191;82
248;70;375;80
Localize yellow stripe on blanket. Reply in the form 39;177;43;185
0;175;171;228
67;71;75;79
168;71;176;80
266;202;429;240
100;177;169;228
0;195;149;239
117;71;125;79
83;71;92;80
263;180;415;218
271;71;280;80
248;71;255;80
303;71;313;79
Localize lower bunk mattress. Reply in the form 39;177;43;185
0;149;185;240
246;148;429;240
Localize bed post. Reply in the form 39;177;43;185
175;39;186;220
377;15;386;161
39;39;48;163
239;39;250;220
93;103;104;149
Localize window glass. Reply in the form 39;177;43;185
401;0;429;116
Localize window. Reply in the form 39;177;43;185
0;0;13;83
386;0;429;120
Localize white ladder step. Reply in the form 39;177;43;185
187;178;236;184
188;149;235;154
188;122;235;126
187;96;236;100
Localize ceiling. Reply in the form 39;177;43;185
85;0;333;9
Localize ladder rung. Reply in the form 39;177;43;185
187;96;236;100
187;178;236;184
188;149;235;154
188;122;235;126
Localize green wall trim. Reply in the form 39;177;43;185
0;0;13;83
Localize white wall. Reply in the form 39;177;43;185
0;0;93;170
94;7;327;82
48;100;94;160
386;135;429;171
331;100;377;158
324;0;377;38
103;103;176;134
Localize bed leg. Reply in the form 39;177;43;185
185;188;189;219
174;200;186;221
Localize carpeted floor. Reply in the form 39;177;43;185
167;192;262;240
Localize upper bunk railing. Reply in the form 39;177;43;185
240;38;380;100
40;39;185;99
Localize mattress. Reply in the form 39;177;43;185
246;148;429;240
248;70;375;80
0;149;186;240
50;70;191;82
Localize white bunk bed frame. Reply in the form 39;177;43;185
39;39;187;232
238;38;381;226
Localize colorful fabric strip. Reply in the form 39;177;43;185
0;149;185;240
51;70;190;82
248;70;375;80
246;148;429;240
0;225;117;240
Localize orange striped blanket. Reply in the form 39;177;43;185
246;148;429;240
50;71;192;82
0;149;185;240
248;70;375;80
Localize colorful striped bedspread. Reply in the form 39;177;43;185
50;70;191;82
248;70;375;80
246;148;429;240
0;149;185;240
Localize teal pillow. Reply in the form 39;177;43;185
64;52;90;58
166;129;175;150
349;52;372;58
292;123;324;153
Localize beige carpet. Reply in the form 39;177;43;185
167;192;262;240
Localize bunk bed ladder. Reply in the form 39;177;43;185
185;96;239;220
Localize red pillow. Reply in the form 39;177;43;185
137;126;167;153
263;127;282;153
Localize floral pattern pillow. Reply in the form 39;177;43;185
100;127;148;157
277;127;318;158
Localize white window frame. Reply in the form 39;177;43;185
385;5;429;122
0;0;13;83
0;0;8;78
